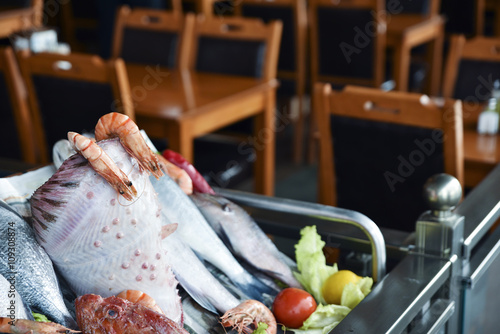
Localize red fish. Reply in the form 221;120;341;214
75;294;188;334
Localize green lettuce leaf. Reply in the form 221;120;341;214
293;225;337;304
32;312;50;322
286;304;351;334
253;322;268;334
341;277;373;309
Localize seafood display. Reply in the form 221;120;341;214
75;294;188;334
0;200;77;329
0;317;79;334
0;112;311;334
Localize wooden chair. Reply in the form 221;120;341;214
0;46;38;164
385;0;445;95
177;14;282;188
111;5;192;68
314;83;464;232
442;35;500;121
235;0;307;163
17;51;134;164
0;0;43;39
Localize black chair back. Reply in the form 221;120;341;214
120;28;179;67
195;37;266;78
452;60;500;102
31;75;116;151
331;116;444;231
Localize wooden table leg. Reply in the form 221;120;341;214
254;89;276;196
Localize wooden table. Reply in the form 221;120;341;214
126;64;278;196
386;15;445;96
463;125;500;188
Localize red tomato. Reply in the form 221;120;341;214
272;287;317;328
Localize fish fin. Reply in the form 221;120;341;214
175;276;219;314
161;223;178;239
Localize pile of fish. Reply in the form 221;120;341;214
0;113;302;334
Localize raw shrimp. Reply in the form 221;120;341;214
68;132;137;201
116;290;164;315
157;154;193;195
94;112;163;179
220;300;277;334
0;317;80;334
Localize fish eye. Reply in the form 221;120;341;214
107;309;118;318
104;306;121;319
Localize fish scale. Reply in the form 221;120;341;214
31;138;183;326
0;200;76;329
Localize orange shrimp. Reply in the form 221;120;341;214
220;300;277;334
68;131;137;201
95;112;163;180
116;290;164;315
0;317;80;334
157;154;193;195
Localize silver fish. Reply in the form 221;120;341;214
190;193;302;289
30;139;183;325
0;273;33;321
151;175;275;301
0;200;76;328
160;211;240;314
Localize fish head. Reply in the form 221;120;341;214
75;294;187;334
75;294;129;333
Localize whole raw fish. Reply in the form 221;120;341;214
0;201;76;328
0;273;33;321
30;139;183;325
190;193;302;289
75;294;188;334
150;174;275;301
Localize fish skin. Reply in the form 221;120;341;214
75;294;188;334
190;193;303;289
150;175;275;301
160;212;240;314
30;139;183;326
0;273;33;321
0;201;76;328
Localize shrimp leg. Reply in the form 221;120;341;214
95;113;163;179
68;132;137;201
0;317;80;334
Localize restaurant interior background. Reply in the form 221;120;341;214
1;0;499;204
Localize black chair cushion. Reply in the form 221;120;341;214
331;115;444;232
195;36;266;78
317;7;374;79
32;75;116;151
120;28;179;67
453;60;500;102
241;5;295;72
0;72;22;160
